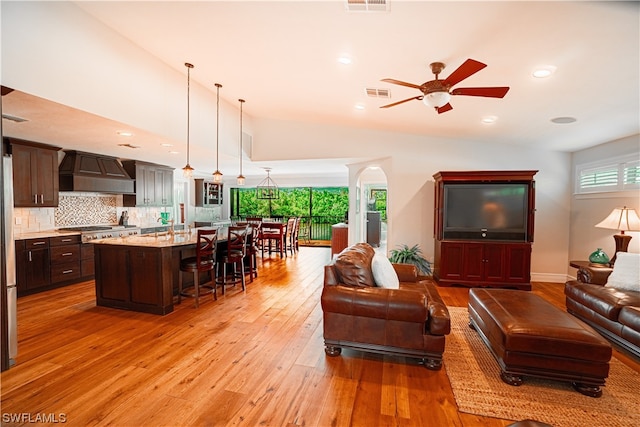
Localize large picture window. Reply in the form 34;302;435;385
229;186;349;240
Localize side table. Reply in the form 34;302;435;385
569;260;613;285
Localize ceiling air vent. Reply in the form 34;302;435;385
346;0;389;12
365;88;391;98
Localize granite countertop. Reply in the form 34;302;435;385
92;227;226;248
15;229;81;240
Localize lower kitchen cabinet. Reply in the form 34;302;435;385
15;238;50;295
15;234;93;297
94;244;173;315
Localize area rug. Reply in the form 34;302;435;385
445;307;640;427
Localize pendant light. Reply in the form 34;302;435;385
212;83;223;183
182;63;194;178
256;167;279;199
237;99;246;185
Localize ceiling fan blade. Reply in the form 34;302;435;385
381;78;423;90
451;87;510;98
379;95;423;109
443;59;487;87
437;103;453;114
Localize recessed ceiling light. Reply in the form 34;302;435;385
117;131;134;137
532;66;556;78
481;116;497;124
551;116;577;124
355;104;365;110
161;143;173;147
168;150;180;154
338;55;352;65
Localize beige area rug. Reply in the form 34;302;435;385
445;307;640;427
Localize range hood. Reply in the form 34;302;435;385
59;150;135;194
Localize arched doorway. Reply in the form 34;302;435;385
355;166;388;252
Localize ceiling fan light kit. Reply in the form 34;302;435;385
380;58;509;113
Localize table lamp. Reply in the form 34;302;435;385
595;206;640;264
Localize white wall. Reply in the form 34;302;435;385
569;135;640;275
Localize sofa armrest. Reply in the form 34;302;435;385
321;285;428;323
422;281;451;335
392;263;418;282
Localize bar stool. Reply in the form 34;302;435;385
178;228;218;308
237;221;260;281
219;225;249;293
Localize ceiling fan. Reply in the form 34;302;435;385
380;59;509;114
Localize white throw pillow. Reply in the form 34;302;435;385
605;252;640;292
371;253;400;289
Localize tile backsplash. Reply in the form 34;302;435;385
55;193;118;226
13;192;186;234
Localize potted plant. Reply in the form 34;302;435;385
389;244;432;276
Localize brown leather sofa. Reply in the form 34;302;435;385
321;243;450;370
565;265;640;359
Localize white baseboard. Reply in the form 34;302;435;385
531;272;573;283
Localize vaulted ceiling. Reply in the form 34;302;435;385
2;1;638;178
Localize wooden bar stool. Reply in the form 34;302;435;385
178;229;218;308
219;225;250;293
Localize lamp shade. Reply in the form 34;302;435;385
422;91;451;108
595;207;640;232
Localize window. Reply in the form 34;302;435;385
576;155;640;194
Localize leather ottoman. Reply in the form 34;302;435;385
468;288;612;397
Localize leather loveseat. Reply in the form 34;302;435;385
565;252;640;358
321;243;450;370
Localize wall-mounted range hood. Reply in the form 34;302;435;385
59;150;134;194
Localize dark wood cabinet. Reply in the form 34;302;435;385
195;179;223;206
433;170;536;290
121;160;174;207
94;244;174;315
15;234;93;296
15;238;51;295
435;241;531;289
9;139;61;207
49;235;81;283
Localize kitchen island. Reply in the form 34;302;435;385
93;229;224;315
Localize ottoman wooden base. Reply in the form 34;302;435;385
468;288;612;397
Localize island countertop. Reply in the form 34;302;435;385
91;227;227;248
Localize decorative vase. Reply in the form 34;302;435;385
589;248;610;265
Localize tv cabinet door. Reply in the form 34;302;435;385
483;243;506;283
504;243;532;283
439;242;465;281
463;243;484;282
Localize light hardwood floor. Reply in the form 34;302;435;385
2;246;638;426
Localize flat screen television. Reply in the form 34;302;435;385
443;183;529;241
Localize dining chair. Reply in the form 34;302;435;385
260;221;287;258
219;225;250;293
285;217;297;256
178;228;218;308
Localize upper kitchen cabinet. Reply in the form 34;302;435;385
8;138;61;207
121;160;174;207
195;179;223;206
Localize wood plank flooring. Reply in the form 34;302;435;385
2;246;638;426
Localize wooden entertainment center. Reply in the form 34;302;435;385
433;170;537;290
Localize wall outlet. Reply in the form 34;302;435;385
15;217;22;225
